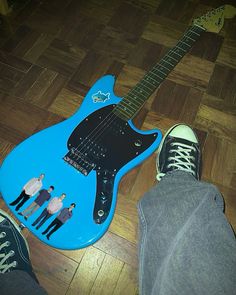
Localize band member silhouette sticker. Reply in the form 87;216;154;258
32;193;66;230
42;203;76;240
10;174;45;211
18;186;54;220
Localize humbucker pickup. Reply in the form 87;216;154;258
63;148;96;176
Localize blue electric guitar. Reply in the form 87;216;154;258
0;5;234;249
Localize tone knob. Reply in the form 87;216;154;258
98;210;104;217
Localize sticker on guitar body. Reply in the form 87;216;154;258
9;174;76;240
92;91;110;103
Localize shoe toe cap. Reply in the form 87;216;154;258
169;124;198;143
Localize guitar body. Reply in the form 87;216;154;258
0;75;162;249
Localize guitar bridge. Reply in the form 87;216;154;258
63;148;96;176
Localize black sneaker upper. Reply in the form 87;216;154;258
0;209;38;282
157;130;201;180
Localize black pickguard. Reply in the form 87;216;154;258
65;105;158;223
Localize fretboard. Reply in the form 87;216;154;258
113;25;205;120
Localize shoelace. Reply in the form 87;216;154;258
0;231;17;273
156;142;196;181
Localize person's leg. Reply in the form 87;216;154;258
15;194;30;211
26;203;40;218
42;219;57;235
36;212;51;229
20;202;37;216
43;219;63;239
138;124;236;295
0;209;48;295
32;208;47;227
9;191;26;206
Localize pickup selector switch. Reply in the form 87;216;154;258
134;139;142;147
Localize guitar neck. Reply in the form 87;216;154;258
113;24;205;120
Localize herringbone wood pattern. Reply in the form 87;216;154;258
0;0;236;294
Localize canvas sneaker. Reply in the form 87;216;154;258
156;124;201;181
0;209;38;282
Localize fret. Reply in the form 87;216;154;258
161;59;175;68
138;81;154;92
184;35;195;42
189;27;201;36
113;25;204;121
157;63;172;71
132;86;150;97
144;75;159;86
144;73;163;87
148;71;164;82
165;55;179;63
153;67;167;77
175;45;186;53
169;50;182;58
181;41;191;48
120;100;138;112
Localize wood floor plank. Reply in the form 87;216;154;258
129;153;156;202
0;49;32;72
168;54;215;91
23;33;55;64
24;68;58;104
0;95;49;135
110;212;138;244
66;247;105;295
36;40;86;77
217;38;236;69
48;87;83;118
28;235;78;285
89;254;124;295
0;138;14;162
194;104;236;141
94;231;138;268
113;264;138;295
202;135;236;189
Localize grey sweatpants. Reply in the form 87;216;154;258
138;171;236;295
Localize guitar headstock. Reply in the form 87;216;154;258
193;4;236;33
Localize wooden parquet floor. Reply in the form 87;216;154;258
0;0;236;294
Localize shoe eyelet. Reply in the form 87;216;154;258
12;261;17;267
0;231;6;238
9;250;15;256
5;241;11;247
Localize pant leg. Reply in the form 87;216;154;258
22;202;37;215
138;171;236;295
15;194;30;211
42;218;58;234
10;191;27;206
0;270;48;295
36;211;52;229
46;219;63;237
32;208;48;226
26;204;40;217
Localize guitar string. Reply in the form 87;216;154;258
69;26;204;170
73;26;203;156
70;26;203;169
